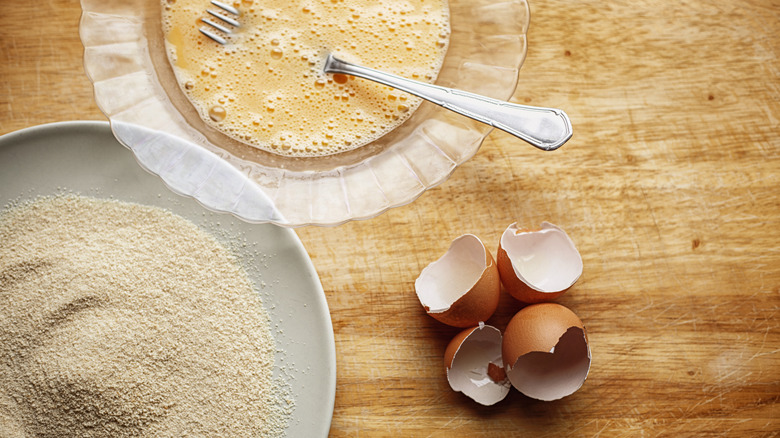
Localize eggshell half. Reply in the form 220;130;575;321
445;323;510;406
415;234;501;327
502;303;591;401
497;222;583;303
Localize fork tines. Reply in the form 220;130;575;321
200;0;240;45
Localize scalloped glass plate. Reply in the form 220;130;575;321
80;0;529;227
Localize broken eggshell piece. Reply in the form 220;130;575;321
497;222;583;303
502;303;591;401
445;323;511;406
415;234;501;327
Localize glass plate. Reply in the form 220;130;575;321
0;121;336;437
80;0;529;226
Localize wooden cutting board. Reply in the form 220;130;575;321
1;0;777;435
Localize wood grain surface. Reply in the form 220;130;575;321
1;0;778;436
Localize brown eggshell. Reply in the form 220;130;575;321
444;326;478;369
415;234;501;327
444;324;510;406
497;222;583;303
502;303;591;401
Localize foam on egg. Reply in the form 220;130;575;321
161;0;450;157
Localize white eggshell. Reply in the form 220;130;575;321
415;234;500;327
502;303;591;401
497;222;583;303
445;323;510;406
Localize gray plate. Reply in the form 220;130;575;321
0;121;335;437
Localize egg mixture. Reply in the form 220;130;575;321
162;0;450;157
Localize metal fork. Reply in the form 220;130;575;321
198;3;572;151
199;1;240;45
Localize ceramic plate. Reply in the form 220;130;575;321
0;121;336;437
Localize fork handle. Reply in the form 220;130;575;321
324;55;572;151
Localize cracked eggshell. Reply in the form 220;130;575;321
497;222;583;303
445;323;511;406
502;303;591;401
415;234;501;327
